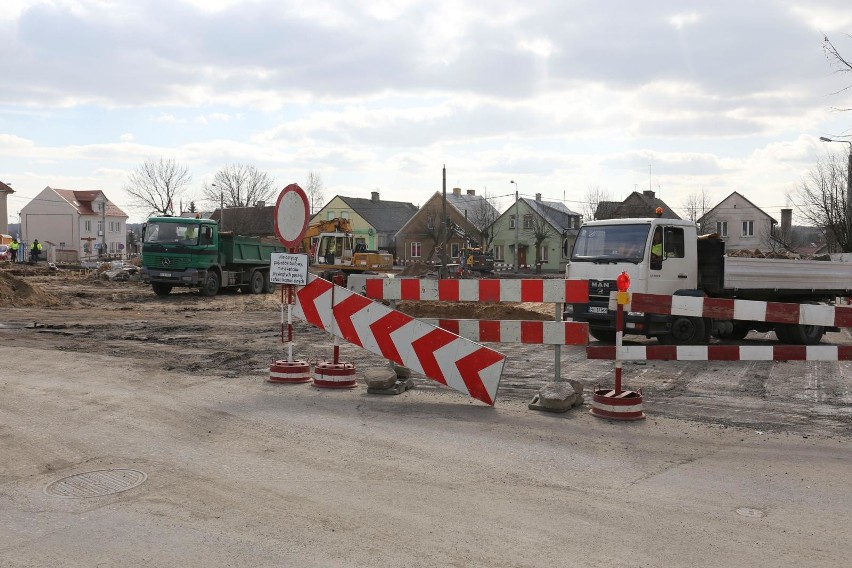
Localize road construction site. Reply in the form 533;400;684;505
0;267;850;567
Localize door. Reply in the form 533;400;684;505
647;226;692;295
518;246;527;268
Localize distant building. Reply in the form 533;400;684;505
596;190;680;220
698;191;776;251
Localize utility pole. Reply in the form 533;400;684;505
441;165;448;278
510;180;519;272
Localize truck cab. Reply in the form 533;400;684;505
566;218;703;342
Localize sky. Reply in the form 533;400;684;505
1;0;851;224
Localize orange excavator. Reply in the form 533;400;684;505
301;218;393;284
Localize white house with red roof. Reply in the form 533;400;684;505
20;187;129;261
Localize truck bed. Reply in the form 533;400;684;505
723;257;852;294
219;236;285;265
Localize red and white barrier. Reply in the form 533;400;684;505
613;292;852;328
419;319;589;345
294;275;506;405
268;360;312;383
313;361;358;389
364;278;589;304
587;344;852;361
589;389;645;420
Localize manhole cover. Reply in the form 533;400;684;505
735;507;765;518
45;469;147;498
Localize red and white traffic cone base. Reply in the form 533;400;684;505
313;361;358;389
589;387;646;421
268;360;312;384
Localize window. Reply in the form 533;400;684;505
97;221;103;233
450;243;460;259
84;220;92;232
493;245;504;261
410;242;421;258
540;244;549;262
426;214;435;230
663;227;685;258
509;215;516;229
716;221;728;237
341;211;349;219
523;214;534;229
327;211;336;220
742;220;754;237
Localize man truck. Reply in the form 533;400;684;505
140;216;284;296
565;217;852;345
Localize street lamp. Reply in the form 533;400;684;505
819;136;852;251
510;180;519;272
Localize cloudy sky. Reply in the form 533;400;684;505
1;0;851;223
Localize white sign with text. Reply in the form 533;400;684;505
270;253;309;285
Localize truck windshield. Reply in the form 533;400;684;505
571;224;651;263
144;222;199;245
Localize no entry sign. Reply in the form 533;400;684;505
273;183;310;250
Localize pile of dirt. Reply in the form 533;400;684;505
399;262;435;277
727;248;831;261
0;271;61;307
396;301;552;321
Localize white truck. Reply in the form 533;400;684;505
565;218;852;345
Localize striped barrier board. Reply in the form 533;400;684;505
419;319;589;345
612;292;852;328
364;278;589;304
587;344;852;361
294;275;506;405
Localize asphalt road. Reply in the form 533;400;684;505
1;307;850;567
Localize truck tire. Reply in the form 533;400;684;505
660;316;708;345
780;323;825;345
250;270;264;294
263;271;274;293
201;271;220;297
714;321;751;340
588;329;617;343
152;282;172;297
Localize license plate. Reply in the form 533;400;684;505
159;272;172;277
588;306;608;314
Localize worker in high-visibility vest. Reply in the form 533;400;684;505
9;238;19;263
30;239;43;262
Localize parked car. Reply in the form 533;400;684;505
0;244;10;261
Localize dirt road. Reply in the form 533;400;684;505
1;269;850;566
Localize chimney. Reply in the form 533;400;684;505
452;187;462;196
643;190;655;199
371;191;380;203
255;201;266;207
781;208;792;243
466;189;475;196
535;193;542;201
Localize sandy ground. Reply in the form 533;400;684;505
0;266;850;567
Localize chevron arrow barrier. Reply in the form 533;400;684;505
293;275;506;405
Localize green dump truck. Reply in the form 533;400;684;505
140;216;285;296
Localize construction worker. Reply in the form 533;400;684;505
30;239;43;262
184;225;197;242
9;238;19;263
650;228;663;260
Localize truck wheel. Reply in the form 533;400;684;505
152;282;172;297
250;270;264;294
201;271;220;297
661;316;708;345
588;329;617;343
263;271;274;293
780;323;825;345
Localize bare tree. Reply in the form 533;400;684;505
581;185;612;221
466;190;501;251
824;34;852;110
305;172;326;214
124;158;192;217
681;188;714;230
796;151;851;252
530;214;553;274
200;164;276;209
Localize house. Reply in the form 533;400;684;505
697;191;777;251
395;188;498;264
489;193;582;272
209;204;276;237
20;187;129;261
315;192;418;254
596;190;680;220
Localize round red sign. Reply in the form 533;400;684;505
273;184;310;250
